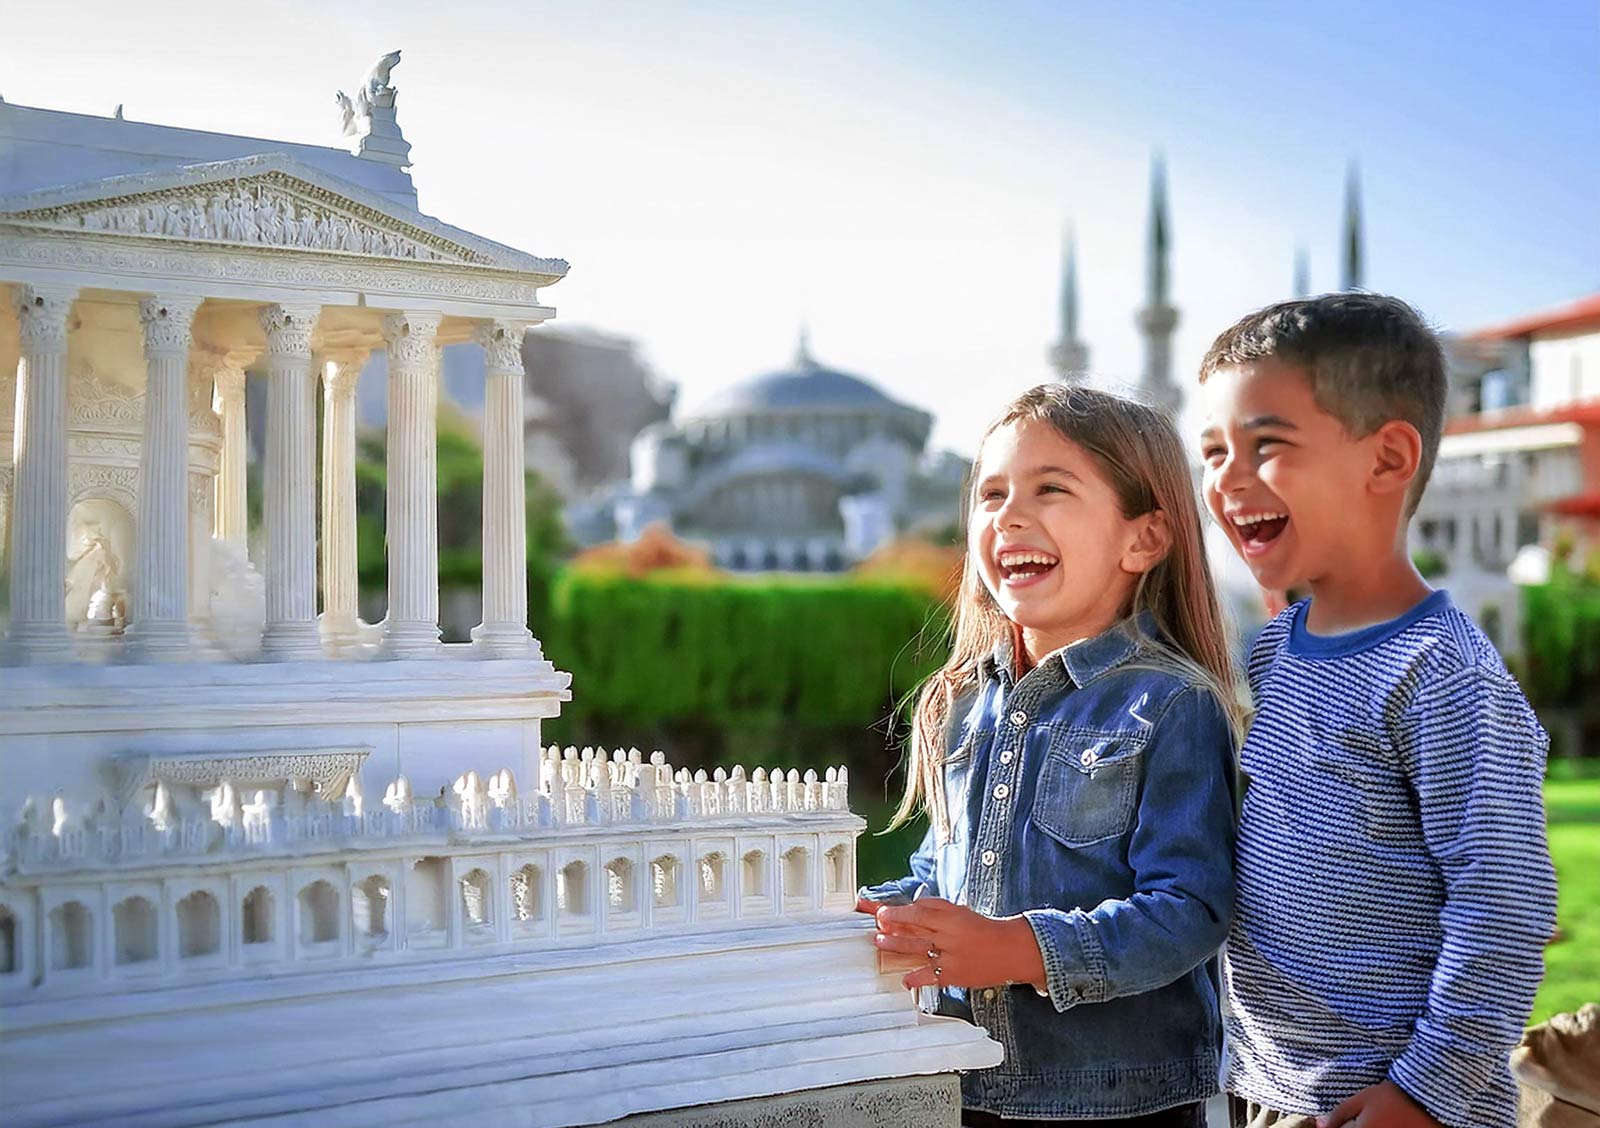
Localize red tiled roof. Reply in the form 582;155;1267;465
1445;400;1600;435
1545;493;1600;518
1467;294;1600;341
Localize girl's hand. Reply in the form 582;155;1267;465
1317;1081;1443;1128
869;897;1047;992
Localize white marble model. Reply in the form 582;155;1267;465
0;55;999;1127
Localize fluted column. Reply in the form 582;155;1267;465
5;284;77;663
320;354;364;654
126;295;202;662
471;321;538;656
381;311;443;657
211;360;249;547
258;303;322;660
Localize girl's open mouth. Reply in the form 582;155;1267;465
997;550;1060;585
1231;512;1289;555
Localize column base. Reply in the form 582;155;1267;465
124;619;192;664
384;619;442;659
4;620;77;665
261;620;324;661
469;622;543;659
319;612;367;658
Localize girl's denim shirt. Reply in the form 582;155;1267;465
862;617;1238;1118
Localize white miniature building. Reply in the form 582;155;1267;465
0;56;998;1126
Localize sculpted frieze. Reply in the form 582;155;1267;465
69;462;138;516
0;232;549;304
69;369;143;428
9;176;472;264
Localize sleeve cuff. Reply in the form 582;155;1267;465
1022;908;1107;1012
1388;1038;1497;1128
857;877;930;904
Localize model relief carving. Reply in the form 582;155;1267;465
259;302;317;356
69;368;143;427
136;295;202;355
479;320;527;373
22;179;456;262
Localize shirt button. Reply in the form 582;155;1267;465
999;750;1013;764
981;849;997;866
1079;748;1099;767
1009;710;1028;726
992;783;1009;800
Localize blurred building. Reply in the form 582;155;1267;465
573;332;965;571
1414;293;1600;648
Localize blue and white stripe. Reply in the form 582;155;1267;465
1222;590;1557;1128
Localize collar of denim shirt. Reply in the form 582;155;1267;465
982;611;1155;690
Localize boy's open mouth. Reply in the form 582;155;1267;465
997;549;1060;583
1231;511;1289;549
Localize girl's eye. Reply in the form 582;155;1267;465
1039;483;1069;495
979;489;1004;503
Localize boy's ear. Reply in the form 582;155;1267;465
1368;420;1423;499
1122;509;1173;575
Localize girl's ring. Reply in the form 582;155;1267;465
927;945;941;962
934;964;943;983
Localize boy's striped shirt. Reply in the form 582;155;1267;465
1222;590;1557;1128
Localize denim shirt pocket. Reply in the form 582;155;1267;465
1031;727;1145;847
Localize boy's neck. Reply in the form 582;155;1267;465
1303;542;1433;635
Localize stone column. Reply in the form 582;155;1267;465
5;284;77;663
258;303;322;660
471;321;539;657
381;311;443;657
126;295;202;662
211;360;249;547
320;354;364;654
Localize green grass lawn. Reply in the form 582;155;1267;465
1535;761;1600;1022
856;763;1600;1022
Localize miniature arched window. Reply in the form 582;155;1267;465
114;896;158;965
741;850;767;898
782;847;810;898
699;853;727;902
0;905;15;974
352;876;390;939
557;860;588;916
460;868;493;930
298;881;339;945
49;901;92;970
651;856;681;908
824;845;850;896
241;886;274;945
406;857;449;935
511;864;542;923
177;891;221;959
605;858;635;913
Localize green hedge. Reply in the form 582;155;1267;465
1522;571;1600;709
542;568;948;736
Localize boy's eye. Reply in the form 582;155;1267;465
1201;446;1226;463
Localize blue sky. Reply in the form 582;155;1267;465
6;1;1597;453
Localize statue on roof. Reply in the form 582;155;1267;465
335;50;411;169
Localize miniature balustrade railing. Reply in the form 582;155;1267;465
8;745;851;873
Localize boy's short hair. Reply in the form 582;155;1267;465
1199;293;1448;511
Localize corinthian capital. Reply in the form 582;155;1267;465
258;303;320;357
138;295;203;357
13;284;78;350
323;355;366;396
381;311;442;370
477;321;528;375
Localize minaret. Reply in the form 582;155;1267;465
1293;246;1311;299
1049;225;1090;383
1341;160;1363;291
1136;154;1181;416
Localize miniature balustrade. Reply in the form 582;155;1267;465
7;745;851;872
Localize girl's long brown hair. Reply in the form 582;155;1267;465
889;383;1242;839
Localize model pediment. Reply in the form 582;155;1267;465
0;154;567;280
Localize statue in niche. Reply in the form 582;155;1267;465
65;503;133;633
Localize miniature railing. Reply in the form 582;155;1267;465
8;745;851;874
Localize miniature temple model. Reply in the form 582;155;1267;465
0;53;998;1127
